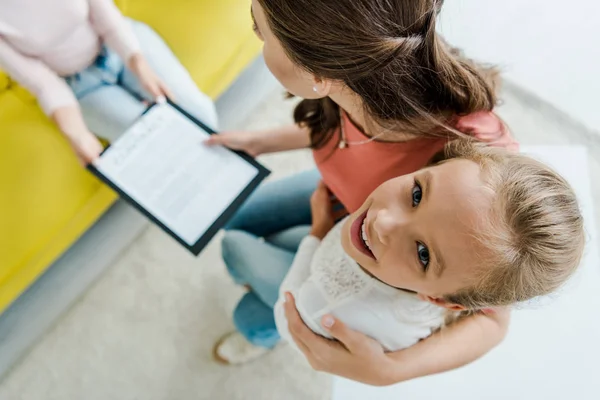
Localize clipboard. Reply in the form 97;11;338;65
88;100;270;256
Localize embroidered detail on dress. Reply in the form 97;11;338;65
392;295;445;325
310;222;371;302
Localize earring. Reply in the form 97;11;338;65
313;86;318;93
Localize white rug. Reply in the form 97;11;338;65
0;84;598;400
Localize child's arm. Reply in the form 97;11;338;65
275;181;344;344
273;235;321;343
283;295;510;386
204;124;311;157
278;237;321;297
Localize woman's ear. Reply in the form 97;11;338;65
418;294;467;311
311;77;333;97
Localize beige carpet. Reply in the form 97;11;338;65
1;84;598;400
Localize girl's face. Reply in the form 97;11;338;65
251;0;323;99
341;159;493;308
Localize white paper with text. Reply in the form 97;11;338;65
93;103;258;245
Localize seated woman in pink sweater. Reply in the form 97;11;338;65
0;0;217;164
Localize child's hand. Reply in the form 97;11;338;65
310;181;347;239
128;53;174;102
204;130;266;157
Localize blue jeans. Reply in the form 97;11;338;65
65;20;218;142
223;169;321;348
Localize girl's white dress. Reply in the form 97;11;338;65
275;220;446;352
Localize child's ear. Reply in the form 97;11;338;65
418;294;467;311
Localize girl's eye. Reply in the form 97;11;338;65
412;180;422;207
416;242;430;271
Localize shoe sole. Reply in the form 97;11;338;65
212;333;233;365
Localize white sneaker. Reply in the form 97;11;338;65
213;331;271;365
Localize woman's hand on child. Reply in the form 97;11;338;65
309;181;347;239
204;130;265;157
128;53;174;102
283;292;397;386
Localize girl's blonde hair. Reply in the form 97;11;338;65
431;141;585;310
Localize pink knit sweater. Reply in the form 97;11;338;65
0;0;140;115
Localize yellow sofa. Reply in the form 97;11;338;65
0;0;260;314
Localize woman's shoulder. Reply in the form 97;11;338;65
455;111;520;151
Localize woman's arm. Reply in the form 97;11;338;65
0;37;77;115
274;236;321;344
205;124;311;156
283;293;510;386
89;1;173;101
0;37;102;163
87;0;141;64
51;106;104;164
386;309;510;382
256;124;312;154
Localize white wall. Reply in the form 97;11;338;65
439;0;600;132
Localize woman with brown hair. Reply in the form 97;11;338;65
207;0;518;383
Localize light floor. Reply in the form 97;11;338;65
0;83;598;400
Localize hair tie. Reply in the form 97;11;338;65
383;35;423;54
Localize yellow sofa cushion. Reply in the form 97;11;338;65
0;93;117;310
0;71;9;91
119;0;261;98
0;0;261;314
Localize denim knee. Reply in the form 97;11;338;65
233;292;280;349
221;230;254;285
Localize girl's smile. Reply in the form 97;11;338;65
350;208;376;260
342;159;493;302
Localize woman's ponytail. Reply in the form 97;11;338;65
260;0;501;146
420;7;498;116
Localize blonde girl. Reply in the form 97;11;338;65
273;141;584;357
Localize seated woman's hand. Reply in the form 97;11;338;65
67;129;104;165
52;105;104;165
204;130;267;157
128;53;174;102
283;292;397;386
309;181;347;240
